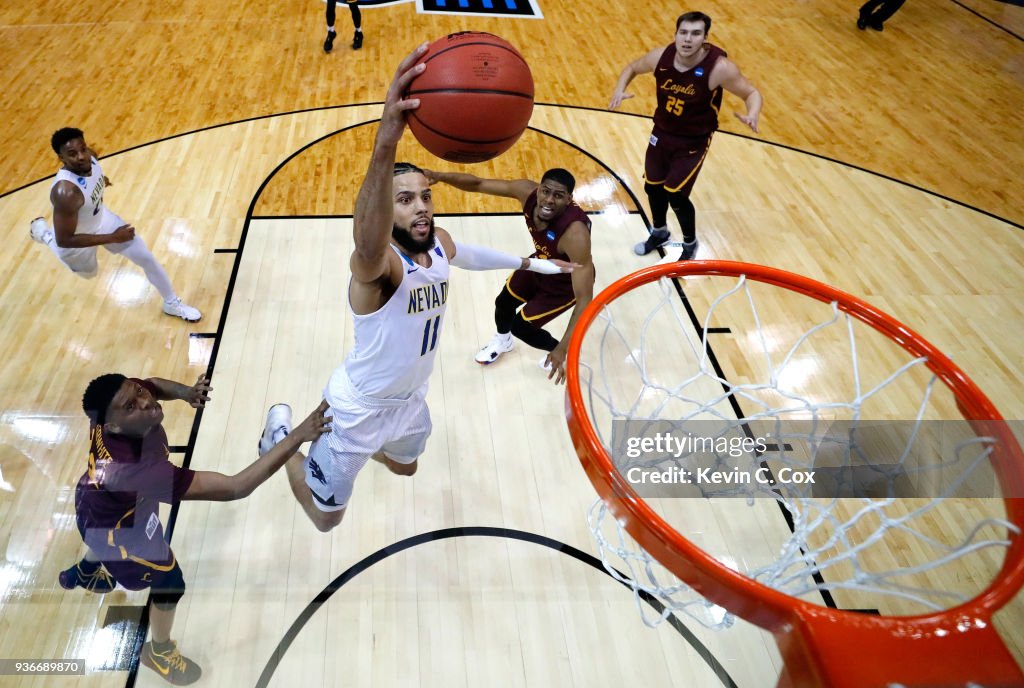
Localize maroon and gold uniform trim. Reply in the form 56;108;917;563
504;274;529;303
520;297;575;323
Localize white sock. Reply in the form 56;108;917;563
327;25;335;33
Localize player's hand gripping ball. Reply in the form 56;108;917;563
405;32;534;163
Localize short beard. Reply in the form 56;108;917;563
392;219;436;255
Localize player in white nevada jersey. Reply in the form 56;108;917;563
28;128;202;322
254;45;578;533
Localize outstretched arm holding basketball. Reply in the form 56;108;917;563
423;169;536;204
350;43;428;285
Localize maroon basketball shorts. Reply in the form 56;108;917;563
643;129;714;195
79;520;185;596
104;552;186;599
506;270;575;327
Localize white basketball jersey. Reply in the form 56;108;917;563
51;158;106;234
333;241;451;400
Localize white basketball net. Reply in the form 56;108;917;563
579;269;1019;630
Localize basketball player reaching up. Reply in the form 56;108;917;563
258;44;578;533
609;11;762;260
324;0;362;52
422;167;595;384
29;128;202;322
59;373;329;684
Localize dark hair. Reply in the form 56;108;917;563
51;127;85;155
394;162;424;177
82;373;127;425
676;11;711;33
540;168;576;194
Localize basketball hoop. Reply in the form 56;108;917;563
565;261;1024;687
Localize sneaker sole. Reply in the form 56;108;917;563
163;312;202;323
634;236;671;256
474;349;512;365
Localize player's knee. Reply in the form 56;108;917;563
68;265;98;279
150;567;186;608
668;191;693;210
313;509;346;533
495;288;519;311
313;519;336;534
151;589;185;609
644;182;665;197
391;459;417;477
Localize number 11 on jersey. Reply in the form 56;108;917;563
420;316;441;356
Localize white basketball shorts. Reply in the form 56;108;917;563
304;371;431;512
50;208;137;278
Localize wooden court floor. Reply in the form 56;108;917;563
1;1;1022;686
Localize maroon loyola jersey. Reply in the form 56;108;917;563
74;379;195;566
652;43;726;137
523;189;591;261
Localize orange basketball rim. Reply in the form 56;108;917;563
565;260;1024;688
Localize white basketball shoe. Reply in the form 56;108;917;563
258;403;293;457
475;332;514;365
163;297;202;322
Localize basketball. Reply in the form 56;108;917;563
405;32;534;163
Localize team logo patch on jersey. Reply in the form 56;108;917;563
695;67;705;77
545;230;556;241
77;177;86;186
309;458;327;485
146;512;160;540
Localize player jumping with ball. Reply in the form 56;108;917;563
258;44;579;533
